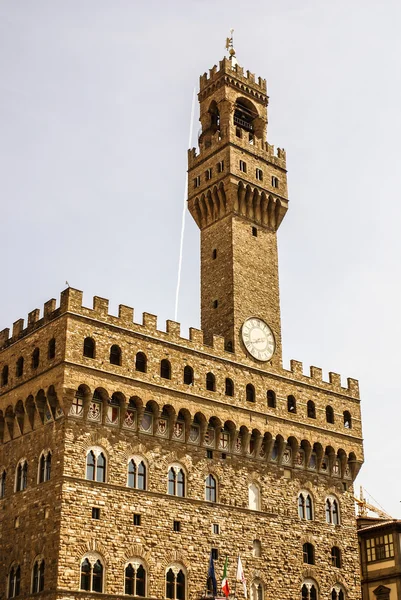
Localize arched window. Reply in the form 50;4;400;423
110;344;122;366
326;405;334;424
8;564;21;598
127;458;146;490
248;482;260;510
206;372;215;391
302;581;318;600
80;556;104;593
326;496;340;525
287;395;296;413
303;543;315;565
161;359;171;380
307;400;316;419
83;337;95;359
38;451;52;483
331;547;342;568
16;357;24;378
246;384;255;402
253;539;262;558
250;579;264;600
234;98;257;133
267;390;276;408
343;411;352;429
168;466;185;497
0;470;6;499
48;338;56;359
32;348;40;370
166;566;186;600
32;558;45;593
1;365;9;386
298;492;313;520
205;474;217;502
86;449;106;483
125;561;146;596
135;352;147;373
15;460;28;492
225;378;234;396
183;366;194;385
331;586;345;600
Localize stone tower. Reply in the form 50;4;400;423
188;51;288;368
0;46;364;600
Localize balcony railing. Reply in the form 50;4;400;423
233;115;254;132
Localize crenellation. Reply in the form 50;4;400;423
12;318;24;338
44;298;56;317
212;334;225;353
93;295;109;316
290;359;303;376
118;304;134;326
27;308;40;327
347;377;359;397
60;287;83;312
0;328;9;347
329;372;342;387
142;312;157;331
166;320;181;339
199;57;267;95
189;327;204;346
310;366;323;381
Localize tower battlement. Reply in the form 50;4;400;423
199;58;267;98
0;288;359;399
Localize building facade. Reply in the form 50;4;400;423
0;51;364;600
358;518;401;600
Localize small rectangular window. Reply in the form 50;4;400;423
272;176;279;188
240;160;247;173
211;548;219;561
212;249;217;260
173;520;181;532
221;453;227;460
205;168;212;181
92;507;100;520
252;227;258;237
256;168;263;181
212;523;220;535
213;300;218;309
133;513;141;526
194;176;200;188
206;449;213;459
217;161;224;173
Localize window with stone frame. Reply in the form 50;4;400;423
109;344;122;366
267;390;276;408
38;451;52;483
86;449;106;483
160;359;171;380
127;458;147;490
0;470;6;499
331;585;345;600
125;560;146;597
183;365;194;385
366;534;394;562
325;496;340;525
331;546;342;568
225;378;234;396
250;579;264;600
298;492;313;520
32;347;40;370
32;558;45;594
326;405;335;424
205;474;217;502
48;338;56;359
8;564;20;598
15;460;28;492
83;337;95;358
287;395;296;413
343;411;352;429
248;482;261;511
246;384;255;402
135;352;147;373
307;400;316;419
253;539;262;558
302;581;318;600
80;555;104;593
16;357;24;378
1;365;9;386
168;466;185;497
373;586;391;600
166;566;186;600
206;372;216;391
303;542;315;565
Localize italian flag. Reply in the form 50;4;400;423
221;556;230;598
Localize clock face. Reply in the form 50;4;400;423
241;318;275;362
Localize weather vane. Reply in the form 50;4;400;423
225;29;236;59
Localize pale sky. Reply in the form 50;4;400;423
1;0;400;517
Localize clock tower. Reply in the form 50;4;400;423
188;44;288;367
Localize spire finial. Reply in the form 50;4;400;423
225;29;237;66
